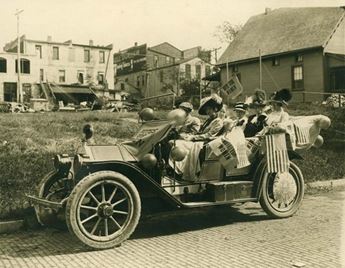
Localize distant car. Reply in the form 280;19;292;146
28;113;330;249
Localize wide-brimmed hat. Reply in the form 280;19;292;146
198;94;223;115
179;102;193;112
269;88;292;105
234;102;247;112
249;89;267;107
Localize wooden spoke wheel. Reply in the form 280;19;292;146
66;171;141;249
260;162;304;218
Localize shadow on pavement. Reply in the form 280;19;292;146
0;205;272;258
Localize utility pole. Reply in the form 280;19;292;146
210;47;221;63
259;49;262;90
15;9;24;103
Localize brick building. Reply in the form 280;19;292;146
217;7;345;103
114;42;212;99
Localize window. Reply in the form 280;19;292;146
35;45;42;59
130;59;134;69
15;58;30;74
4;82;17;102
99;51;105;63
160;71;164;83
0;57;7;73
195;65;201;80
59;70;65;83
205;65;211;77
185;64;191;80
84;49;90;62
77;72;84;84
292;65;304;90
53;47;59;60
137;76;140;87
40;69;44;82
98;72;104;85
142;75;145;86
272;57;280;66
166;56;171;64
295;54;303;62
232;65;239;72
120;83;125;91
154;55;159;68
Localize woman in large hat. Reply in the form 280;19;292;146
181;94;223;141
244;89;268;137
266;88;292;126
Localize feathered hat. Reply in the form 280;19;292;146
269;88;292;105
198;94;223;115
249;88;267;107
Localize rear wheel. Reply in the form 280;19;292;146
259;162;304;218
66;171;141;249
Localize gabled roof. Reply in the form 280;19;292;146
217;7;345;65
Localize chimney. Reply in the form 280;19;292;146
265;8;271;15
134;42;138;46
47;36;52;42
89;40;94;46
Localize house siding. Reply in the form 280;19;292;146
220;49;325;103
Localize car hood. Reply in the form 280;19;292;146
83;144;137;162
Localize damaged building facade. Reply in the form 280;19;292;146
113;42;213;102
1;35;115;109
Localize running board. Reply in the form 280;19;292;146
182;198;257;208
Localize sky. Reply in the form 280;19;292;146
0;0;344;56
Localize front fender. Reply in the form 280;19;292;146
74;161;183;209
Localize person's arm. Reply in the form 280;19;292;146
191;119;223;141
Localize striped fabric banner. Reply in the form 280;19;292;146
265;134;290;173
294;124;310;145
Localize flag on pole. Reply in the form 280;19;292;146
265;134;290;173
220;74;243;100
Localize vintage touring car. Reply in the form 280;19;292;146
27;112;331;249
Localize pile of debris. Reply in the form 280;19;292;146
324;94;345;107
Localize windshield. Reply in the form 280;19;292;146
122;120;174;159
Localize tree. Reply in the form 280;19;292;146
213;21;242;44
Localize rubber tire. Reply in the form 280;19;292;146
35;171;66;228
259;162;304;218
65;171;141;249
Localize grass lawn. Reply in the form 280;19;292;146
0;104;344;219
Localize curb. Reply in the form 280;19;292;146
0;179;344;235
305;178;345;190
0;220;24;234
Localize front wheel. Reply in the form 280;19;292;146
66;171;141;249
259;162;304;218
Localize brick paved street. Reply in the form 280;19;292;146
0;191;344;268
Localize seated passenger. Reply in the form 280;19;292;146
233;102;248;130
177;102;201;135
181;94;223;142
244;89;267;137
266;88;292;129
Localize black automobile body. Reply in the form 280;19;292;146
28;115;330;249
